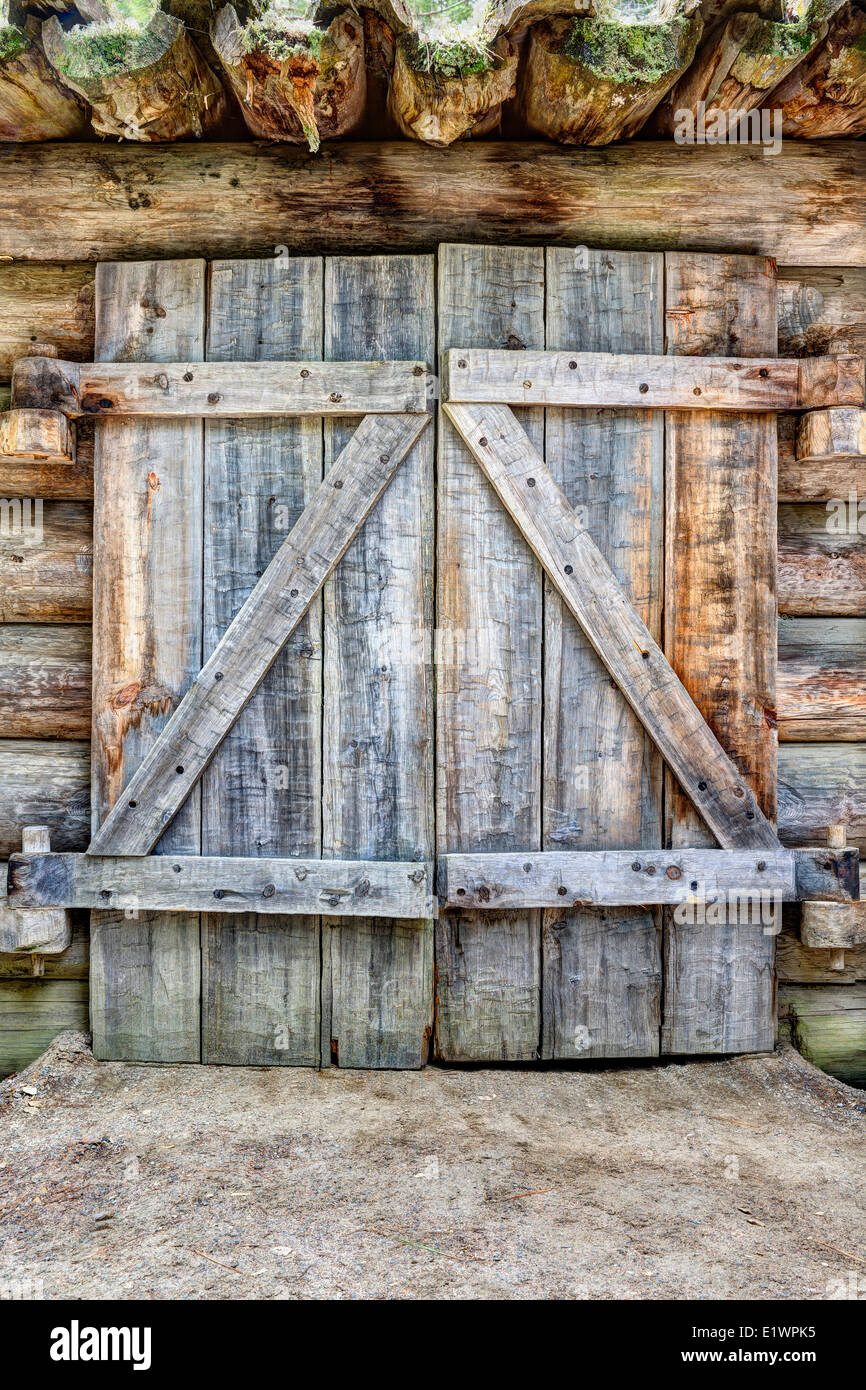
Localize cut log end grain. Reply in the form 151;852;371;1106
388;32;518;146
212;6;366;151
521;14;704;145
41;8;227;141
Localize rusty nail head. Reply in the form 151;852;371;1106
666;865;682;880
300;369;310;378
207;392;220;404
479;437;488;447
639;383;649;394
262;883;275;898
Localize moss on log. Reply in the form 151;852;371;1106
42;6;227;139
771;1;866;138
0;8;87;139
781;983;866;1087
654;7;832;135
388;30;518;144
521;13;704;143
212;5;365;150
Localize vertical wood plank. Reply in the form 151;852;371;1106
542;248;664;1058
89;261;204;1062
321;255;435;1069
200;257;323;1066
435;244;544;1061
662;252;778;1055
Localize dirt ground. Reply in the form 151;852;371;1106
0;1032;863;1301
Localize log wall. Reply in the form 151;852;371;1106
1;139;864;1078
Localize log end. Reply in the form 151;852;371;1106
0;408;74;463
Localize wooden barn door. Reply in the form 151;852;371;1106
89;254;435;1067
435;244;777;1061
87;245;777;1066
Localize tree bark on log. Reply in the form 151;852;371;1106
211;7;365;151
388;32;518;144
521;15;704;143
769;1;866;138
42;8;227;140
0;10;87;140
653;9;833;136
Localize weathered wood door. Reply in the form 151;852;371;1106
86;245;779;1066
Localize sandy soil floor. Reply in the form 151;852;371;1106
0;1032;863;1301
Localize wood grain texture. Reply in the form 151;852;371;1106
0;262;94;378
201;256;323;1066
778;503;866;616
10;853;434;918
321;255;435;1070
800;899;866;949
0;739;90;858
0;624;90;738
780;984;866;1088
779;742;866;852
796;407;866;461
778;618;866;740
777;267;866;361
0;500;91;623
90;411;427;858
662;252;778;1056
0;419;93;501
89;259;205;1063
447;401;779;852
441;850;795;908
0;825;70;954
0;918;89;980
0;978;89;1079
435;244;543;1063
541;249;662;1058
777;910;866;983
442;349;864;412
0;143;862;266
16;357;429;417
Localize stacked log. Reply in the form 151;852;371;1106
521;11;704;143
41;5;227;139
653;4;839;137
769;1;866;137
211;6;365;150
388;31;518;143
0;4;87;138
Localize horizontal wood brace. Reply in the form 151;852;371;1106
7;849;858;917
438;849;860;910
9;357;431;418
8;854;435;920
442;349;865;411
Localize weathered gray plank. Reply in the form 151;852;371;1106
435;244;543;1063
441;850;794;907
321;255;435;1070
12;355;429;417
778;617;866;740
0;624;91;738
89;410;429;859
200;256;324;1066
542;247;662;1061
89;259;205;1063
662;252;778;1055
446;401;779;853
442;349;864;411
9;853;435;917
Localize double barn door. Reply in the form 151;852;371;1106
88;245;777;1065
